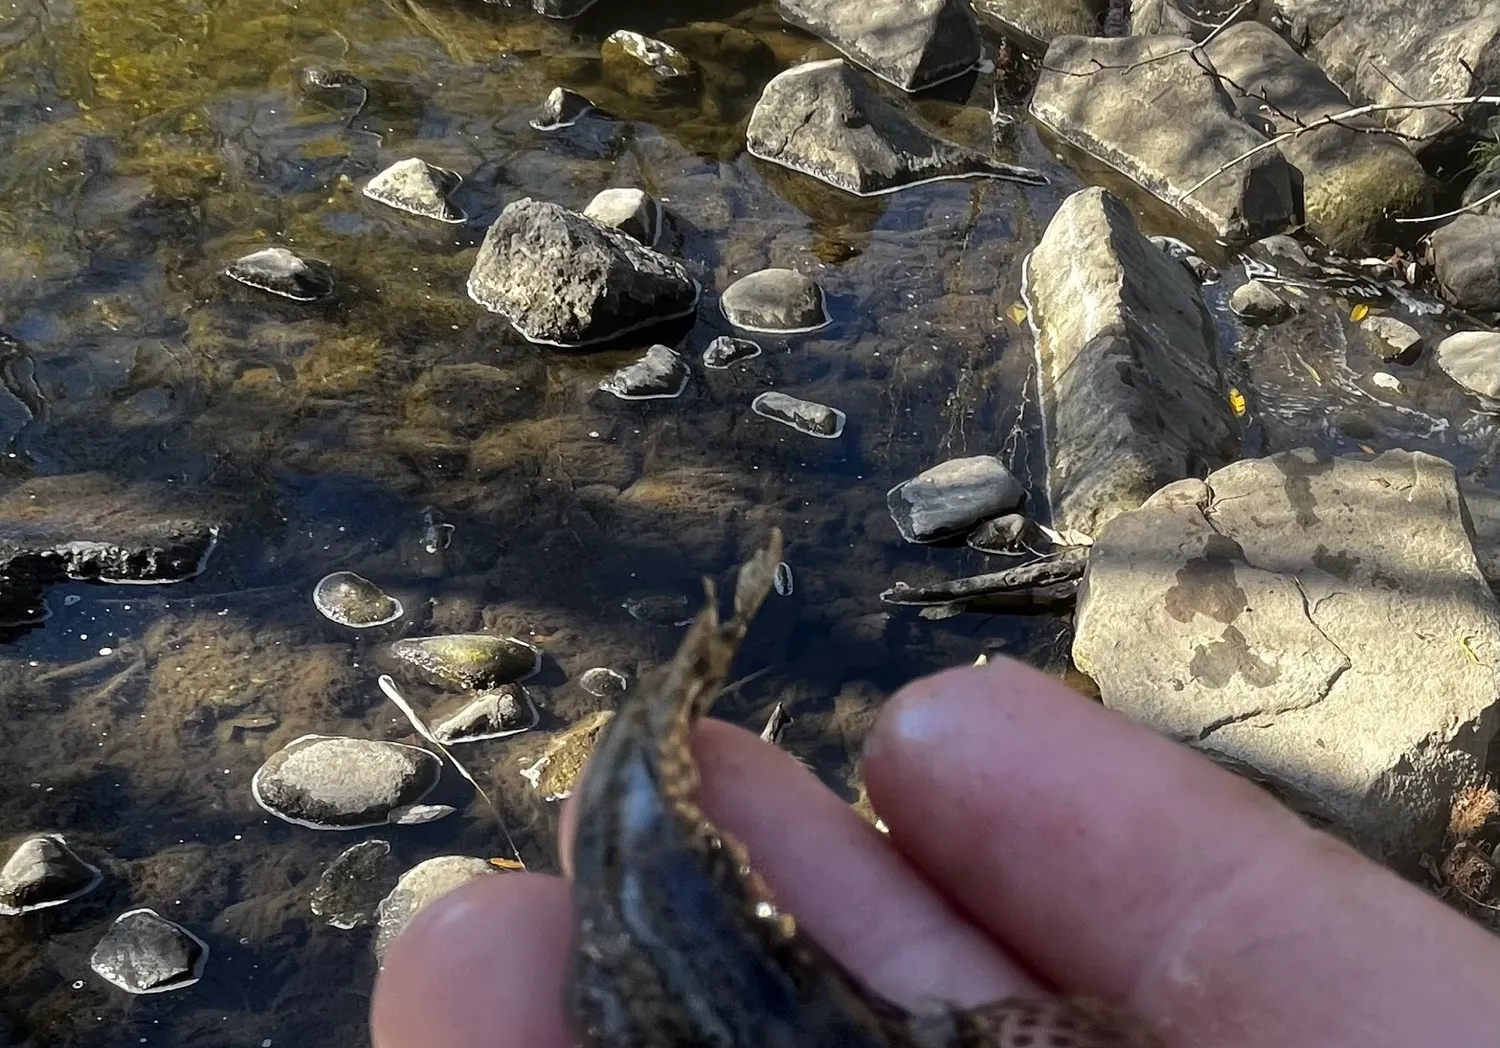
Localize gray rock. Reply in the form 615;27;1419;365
598;345;690;401
1229;279;1294;323
886;456;1025;543
391;634;541;689
776;0;980;92
1245;232;1320;278
1430;215;1500;312
224;246;334;301
530;87;596;131
1025;187;1238;536
701;336;762;369
746;59;1047;197
600;30;700;105
251;734;442;829
0;834;102;916
972;0;1100;49
362;158;465;223
90;909;208;994
583;188;662;246
1030;34;1297;242
1462;156;1500;217
1073;448;1500;865
720;269;829;333
966;514;1050;556
1360;315;1422;364
1436;330;1500;403
375;856;499;961
466;198;699;348
1203;22;1429;252
311;839;395;930
431;684;538;744
751;391;846;438
312;571;403;628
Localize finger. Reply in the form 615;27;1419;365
561;717;1040;1008
864;658;1500;1045
371;873;574;1048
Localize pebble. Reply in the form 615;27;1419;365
431;684;539;744
252;734;442;829
752;391;845;439
390;634;541;689
720;269;830;334
89;908;208;994
375;856;500;960
701;336;762;369
0;834;102;916
579;667;629;698
311;839;395;930
598;345;690;401
363;157;466;223
313;572;404;628
1360;315;1423;364
583;187;662;246
225;247;334;301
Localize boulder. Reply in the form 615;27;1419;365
751;391;846;439
1073;448;1500;866
1024;188;1238;536
1430;214;1500;312
777;0;980;91
0;835;102;915
90;909;208;994
311;839;396;930
390;633;541;689
1203;22;1430;252
1030;34;1297;242
224;246;334;301
972;0;1100;49
597;345;690;401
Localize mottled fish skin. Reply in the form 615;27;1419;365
565;530;1163;1048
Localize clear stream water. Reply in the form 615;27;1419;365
0;1;1495;1045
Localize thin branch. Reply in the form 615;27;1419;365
1394;185;1500;224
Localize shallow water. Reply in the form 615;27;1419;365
0;2;1496;1045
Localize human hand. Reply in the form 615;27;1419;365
370;657;1500;1046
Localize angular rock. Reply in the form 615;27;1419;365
1229;279;1294;323
746;59;1047;197
0;834;102;916
1026;188;1238;536
251;734;442;829
1430;215;1500;312
752;391;846;439
776;0;980;92
225;246;334;301
887;456;1025;543
1360;315;1422;364
597;345;690;401
311;839;395;930
1462;155;1500;217
1030;35;1296;242
720;269;830;333
1436;330;1500;404
313;571;403;628
1073;448;1500;865
600;30;700;105
583;187;662;246
90;909;208;994
362;158;465;223
972;0;1099;49
701;336;762;369
375;856;499;961
1203;23;1429;252
431;684;538;744
466;198;699;347
530;87;597;131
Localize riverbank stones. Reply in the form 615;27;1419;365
887;456;1026;543
252;735;442;829
1437;331;1500;405
313;572;404;628
0;834;102;916
90;909;208;994
598;345;690;400
225;247;334;301
390;634;541;689
720;269;830;333
363;157;465;223
752;391;845;438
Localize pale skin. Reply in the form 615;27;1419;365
370;658;1500;1047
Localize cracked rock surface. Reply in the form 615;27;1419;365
1073;447;1500;866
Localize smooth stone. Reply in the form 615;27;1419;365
720;269;830;333
252;734;442;829
776;0;981;92
520;711;614;800
375;856;499;961
310;839;395;930
751;391;846;439
1437;331;1500;403
225;247;334;301
600;30;700;105
0;834;102;916
746;59;1047;197
1430;215;1500;313
1361;315;1422;364
362;157;465;223
578;667;628;698
597;345;689;401
90;909;208;994
466;198;699;347
530;87;596;131
966;514;1049;555
1230;279;1294;323
312;571;403;628
886;456;1025;544
391;633;541;689
431;684;539;744
583;188;662;246
701;336;762;369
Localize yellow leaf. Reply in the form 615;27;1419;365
489;857;526;871
1350;303;1370;323
1359;444;1375;454
1460;635;1482;665
1228;387;1247;417
1006;303;1029;326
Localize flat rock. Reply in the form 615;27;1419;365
1436;330;1500;404
701;336;762;369
1073;449;1500;865
752;391;846;439
720;269;829;333
1360;315;1422;364
466;198;699;347
375;856;499;960
311;839;395;930
252;734;442;829
1229;279;1294;323
0;834;102;915
430;684;538;744
887;456;1025;543
776;0;981;92
391;634;541;689
1430;214;1500;312
972;0;1099;49
1030;34;1296;242
746;59;1047;197
583;187;662;246
313;571;403;628
600;30;700;105
1025;187;1238;536
225;246;334;301
90;909;208;994
598;345;690;401
531;87;597;131
362;157;465;223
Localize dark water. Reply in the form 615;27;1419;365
0;1;1495;1045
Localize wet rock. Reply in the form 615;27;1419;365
1073;448;1500;866
362;157;465;223
313;571;403;628
520;711;614;800
777;0;981;92
90;909;208;994
1462;156;1500;217
600;30;700;105
375;856;498;961
583;187;662;246
403;362;543;438
1030;35;1296;242
1361;315;1422;364
530;87;597;131
252;734;442;829
746;59;1047;197
391;634;541;689
466;198;699;347
966;514;1049;556
972;0;1099;49
720;269;829;333
622;592;694;626
431;684;538;744
887;457;1025;544
0;834;102;916
225;246;334;301
752;391;846;439
702;335;762;369
1025;187;1237;536
311;839;395;930
578;667;628;698
1436;331;1500;404
1229;279;1294;323
597;345;690;401
1430;215;1500;312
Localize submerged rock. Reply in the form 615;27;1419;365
774;561;794;596
583;187;662;246
1436;331;1500;405
1229;279;1294;323
311;839;395;930
313;572;404;628
746;59;1047;197
622;592;694;626
578;667;628;698
1361;315;1422;364
90;909;208;994
776;0;981;92
391;634;541;688
0;835;102;916
362;157;465;223
752;391;846;439
1430;215;1500;313
252;735;442;829
225;246;334;301
720;269;830;333
1073;449;1500;866
375;856;499;961
966;514;1049;556
466;198;699;347
530;87;597;130
520;711;614;800
701;335;762;369
887;457;1025;543
601;30;700;105
597;345;690;401
431;684;538;744
1462;156;1500;217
